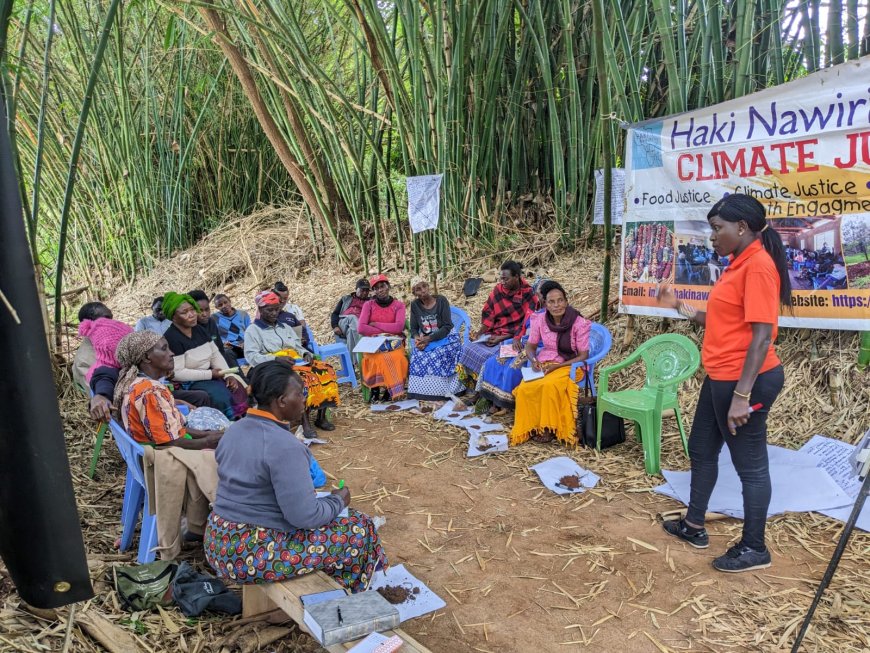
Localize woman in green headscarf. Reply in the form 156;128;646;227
162;292;248;419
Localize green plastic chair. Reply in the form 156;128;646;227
595;333;700;475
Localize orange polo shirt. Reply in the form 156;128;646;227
702;239;781;381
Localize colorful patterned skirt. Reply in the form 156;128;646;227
407;333;465;400
362;348;409;399
477;351;527;409
273;349;340;410
456;342;501;389
204;510;388;594
510;366;581;447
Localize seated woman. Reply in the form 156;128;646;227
510;281;590;447
407;279;464;400
457;260;537;397
73;301;113;389
205;361;387;592
478;278;548;414
244;291;338;435
79;312;132;422
358;275;408;402
213;293;250;360
189;289;239;369
113;331;224;449
162;292;248;420
330;278;370;356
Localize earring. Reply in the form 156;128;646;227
739;230;744;236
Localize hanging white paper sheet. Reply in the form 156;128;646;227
467;433;509;458
798;434;870;532
592;168;625;225
371;399;420;413
530;456;600;495
407;174;443;234
367;564;445;623
353;336;387;354
654;444;854;519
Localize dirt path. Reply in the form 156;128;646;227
3;389;868;653
312;395;869;653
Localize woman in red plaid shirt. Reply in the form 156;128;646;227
457;261;538;397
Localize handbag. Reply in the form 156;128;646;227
577;364;625;449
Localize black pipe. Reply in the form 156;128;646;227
0;97;93;607
791;468;870;651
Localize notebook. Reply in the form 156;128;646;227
303;590;400;646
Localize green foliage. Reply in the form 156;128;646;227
1;0;868;301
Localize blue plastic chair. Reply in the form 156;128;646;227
451;306;472;346
569;322;613;396
305;326;358;388
110;418;158;563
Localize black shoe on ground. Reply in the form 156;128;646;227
713;542;771;573
315;410;336;431
662;519;709;549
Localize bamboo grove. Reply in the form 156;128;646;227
1;0;869;302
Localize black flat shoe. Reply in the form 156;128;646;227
315;410;336;431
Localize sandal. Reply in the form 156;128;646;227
488;406;507;417
531;431;555;443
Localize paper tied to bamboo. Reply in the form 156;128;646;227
406;174;443;234
592;168;626;226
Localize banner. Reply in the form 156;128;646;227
407;174;443;234
620;57;870;330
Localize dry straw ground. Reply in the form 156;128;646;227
3;207;869;652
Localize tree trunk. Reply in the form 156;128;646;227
196;5;349;263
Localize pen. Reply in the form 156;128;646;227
748;403;763;414
337;607;343;625
338;479;345;489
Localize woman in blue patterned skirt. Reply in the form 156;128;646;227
407;279;465;400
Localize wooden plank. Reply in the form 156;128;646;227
241;584;277;618
243;572;433;652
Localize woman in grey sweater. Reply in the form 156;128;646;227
204;360;387;592
407;279;465;399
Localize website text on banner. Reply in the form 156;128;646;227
620;57;870;331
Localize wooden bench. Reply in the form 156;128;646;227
242;572;432;652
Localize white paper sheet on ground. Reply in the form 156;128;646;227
467;433;509;457
302;438;329;446
371;399;420;413
315;492;349;519
655;444;854;519
521;367;544;382
433;402;473;424
460;417;505;434
530;456;600;495
367;564;445;623
798;434;870;532
353;336;387;354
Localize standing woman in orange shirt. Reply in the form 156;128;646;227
657;194;792;573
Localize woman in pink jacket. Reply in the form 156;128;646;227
358;275;408;401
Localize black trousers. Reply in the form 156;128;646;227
685;365;784;550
